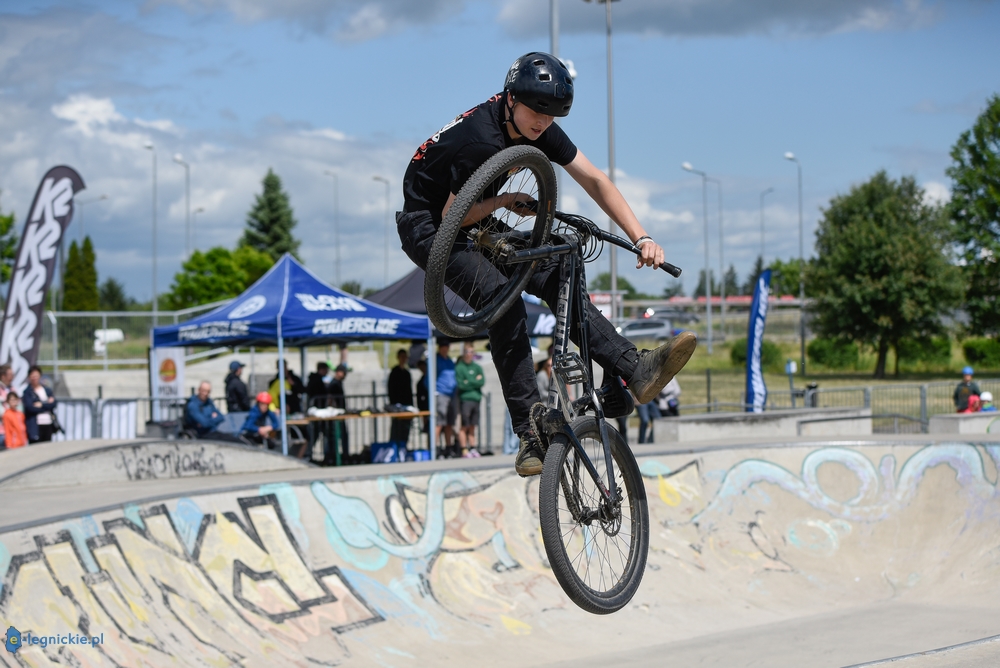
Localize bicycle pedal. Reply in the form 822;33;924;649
553;352;588;386
530;402;567;441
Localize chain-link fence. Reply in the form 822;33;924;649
38;301;229;371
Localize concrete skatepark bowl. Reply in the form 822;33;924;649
0;435;998;667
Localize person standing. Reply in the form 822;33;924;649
435;342;458;455
3;392;27;449
23;365;57;443
455;343;485;454
306;361;335;406
0;364;11;448
326;364;350;464
388;349;414;446
416;357;430;440
636;399;660;444
954;366;982;412
225;361;251;413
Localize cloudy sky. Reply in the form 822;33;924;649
1;0;998;301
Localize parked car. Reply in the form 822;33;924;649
617;318;675;342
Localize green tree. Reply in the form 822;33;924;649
723;264;740;298
809;171;963;378
233;245;274;286
692;269;717;298
662;279;684;299
767;257;812;297
167;247;247;309
742;256;765;295
0;192;18;287
166;246;275;309
340;280;362;296
946;94;1000;337
63;237;99;311
99;278;134;311
589;272;645;300
241;169;300;261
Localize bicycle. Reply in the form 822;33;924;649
423;145;683;614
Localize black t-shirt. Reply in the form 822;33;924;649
388;365;413;405
402;93;578;223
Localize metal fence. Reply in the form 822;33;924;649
46;390;496;459
38;301;230;371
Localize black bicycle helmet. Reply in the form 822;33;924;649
503;52;574;117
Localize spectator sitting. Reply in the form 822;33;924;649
185;381;225;437
225;360;251;412
241;392;282;448
23;365;57;443
3;392;27;449
981;391;997;412
959;394;981;414
954;366;981;412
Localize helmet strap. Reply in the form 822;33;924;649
505;94;526;140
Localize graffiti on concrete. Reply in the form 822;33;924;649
0;442;997;664
0;494;381;666
113;443;227;480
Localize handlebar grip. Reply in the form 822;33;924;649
659;261;682;278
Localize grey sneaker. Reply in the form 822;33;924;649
514;431;545;477
628;331;697;404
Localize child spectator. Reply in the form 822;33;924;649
980;391;996;412
3;392;27;449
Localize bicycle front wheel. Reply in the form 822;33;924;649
539;417;649;614
424;145;556;339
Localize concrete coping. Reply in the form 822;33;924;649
0;438;315;490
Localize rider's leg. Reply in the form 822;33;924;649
397;210;541;439
527;260;696;404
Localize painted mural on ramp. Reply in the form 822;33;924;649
1;441;998;666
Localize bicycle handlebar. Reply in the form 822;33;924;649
552;210;683;278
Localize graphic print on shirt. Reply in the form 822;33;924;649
411;94;503;162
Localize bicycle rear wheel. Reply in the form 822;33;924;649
539;417;649;614
424;145;556;339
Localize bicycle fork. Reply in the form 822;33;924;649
547;242;618;508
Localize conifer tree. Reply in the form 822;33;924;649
62;239;98;311
241;169;300;261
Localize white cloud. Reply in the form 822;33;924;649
150;0;464;40
922;180;951;205
135;118;183;135
300;128;347;142
51;95;125;137
499;0;943;37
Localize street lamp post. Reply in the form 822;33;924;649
710;178;724;337
144;142;158;324
759;187;773;261
784;152;806;376
682;162;712;354
372;176;391;288
324;170;341;287
66;193;108;308
75;194;108;244
173;154;191;260
585;0;620;322
191;207;205;255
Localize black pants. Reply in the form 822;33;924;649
30;423;53;444
398;211;638;436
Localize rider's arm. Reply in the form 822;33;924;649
564;150;665;269
442;191;529;227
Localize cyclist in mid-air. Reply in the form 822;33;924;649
397;52;697;476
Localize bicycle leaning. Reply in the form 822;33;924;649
423;145;684;614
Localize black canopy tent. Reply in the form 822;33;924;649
366;268;556;339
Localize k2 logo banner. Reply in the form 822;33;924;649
0;166;85;390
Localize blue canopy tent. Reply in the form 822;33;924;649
152;254;434;456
